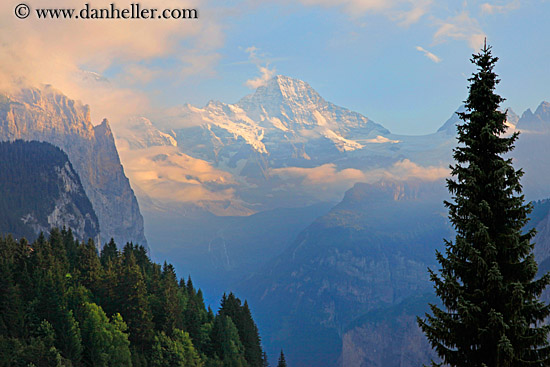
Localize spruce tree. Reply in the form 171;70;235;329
418;42;550;366
277;350;287;367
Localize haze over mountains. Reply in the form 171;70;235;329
4;75;550;366
110;75;550;366
119;75;452;214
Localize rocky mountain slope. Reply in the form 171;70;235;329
241;180;451;366
122;75;455;216
0;87;147;248
340;293;439;367
0;140;99;242
109;74;550;366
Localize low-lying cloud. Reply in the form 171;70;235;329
118;145;237;203
270;159;449;201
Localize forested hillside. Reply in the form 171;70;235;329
0;140;99;242
0;228;265;367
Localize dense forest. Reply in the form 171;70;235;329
0;228;268;366
0;140;99;241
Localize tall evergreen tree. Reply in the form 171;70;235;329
219;294;263;366
159;262;185;335
210;315;247;367
418;43;550;366
276;350;286;367
76;239;103;295
116;251;154;354
100;238;119;267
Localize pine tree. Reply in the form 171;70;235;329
76;239;103;295
210;315;247;367
116;252;154;354
277;350;287;367
219;294;263;366
100;238;119;267
418;42;550;366
159;262;184;335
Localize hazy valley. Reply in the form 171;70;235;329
4;75;550;366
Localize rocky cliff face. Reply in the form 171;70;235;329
340;294;439;367
242;180;451;367
0;140;99;242
0;86;147;248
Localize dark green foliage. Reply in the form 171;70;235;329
418;43;550;366
0;230;265;366
0;320;69;367
0;140;99;242
158;262;185;336
100;239;119;267
210;315;247;367
116;251;154;353
76;239;103;295
77;302;128;366
219;294;263;367
151;329;202;367
276;350;287;367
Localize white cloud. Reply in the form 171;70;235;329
118;145;238;203
378;159;449;181
295;0;433;24
0;0;224;122
270;160;449;201
395;4;429;26
416;46;442;63
246;66;277;89
365;135;401;143
481;1;519;14
434;11;486;50
244;46;277;89
298;0;388;14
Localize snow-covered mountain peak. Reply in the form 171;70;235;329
237;75;325;114
267;75;323;104
163;75;392;161
235;75;388;139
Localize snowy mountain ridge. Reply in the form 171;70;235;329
170;75;391;159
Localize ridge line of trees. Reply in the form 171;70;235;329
0;228;274;367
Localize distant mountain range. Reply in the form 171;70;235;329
7;75;550;367
120;75;456;215
104;74;550;366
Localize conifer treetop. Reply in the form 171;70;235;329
418;43;550;367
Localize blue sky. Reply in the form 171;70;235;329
4;0;550;135
144;0;550;135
